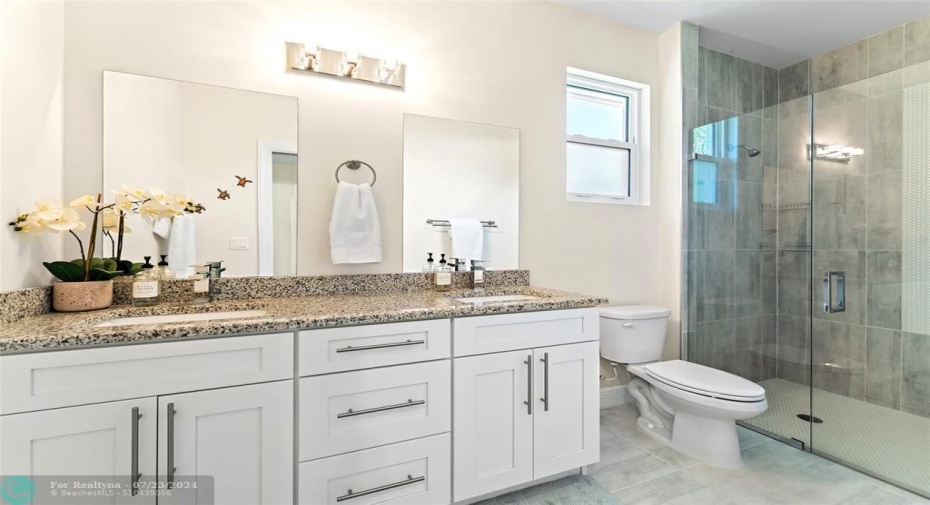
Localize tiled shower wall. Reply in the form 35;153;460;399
685;15;930;419
684;40;780;382
774;15;930;418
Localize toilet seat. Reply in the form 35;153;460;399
643;360;766;403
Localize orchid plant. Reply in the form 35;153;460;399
8;188;205;283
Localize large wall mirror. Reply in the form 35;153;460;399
103;71;298;277
402;114;520;272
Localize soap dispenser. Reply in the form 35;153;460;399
155;255;176;280
433;254;452;292
132;256;161;307
423;252;435;272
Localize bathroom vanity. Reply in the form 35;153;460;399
0;282;604;505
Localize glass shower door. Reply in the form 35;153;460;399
687;103;814;449
809;62;930;497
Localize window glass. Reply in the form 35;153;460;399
566;142;631;197
566;86;629;142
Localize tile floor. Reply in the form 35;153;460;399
595;405;930;505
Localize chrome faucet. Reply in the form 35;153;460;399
192;261;224;303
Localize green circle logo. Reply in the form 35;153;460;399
0;476;35;505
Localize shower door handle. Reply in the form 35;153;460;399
822;271;846;313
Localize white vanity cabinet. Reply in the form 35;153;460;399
0;398;158;504
451;309;600;502
0;333;294;505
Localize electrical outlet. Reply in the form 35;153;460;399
229;237;249;250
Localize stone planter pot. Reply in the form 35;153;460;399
52;280;113;312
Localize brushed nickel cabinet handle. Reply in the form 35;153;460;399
337;474;425;502
167;402;177;489
335;339;425;353
130;407;142;496
540;352;550;412
523;354;533;416
336;399;425;419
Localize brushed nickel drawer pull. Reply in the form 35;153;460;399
337;474;425;502
166;402;177;489
336;339;425;353
337;399;425;419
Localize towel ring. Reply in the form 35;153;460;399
335;160;377;187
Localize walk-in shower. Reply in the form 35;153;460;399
683;16;930;498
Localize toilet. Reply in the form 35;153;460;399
599;305;768;468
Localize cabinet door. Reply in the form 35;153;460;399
533;341;600;478
453;350;533;502
0;398;157;504
158;381;293;505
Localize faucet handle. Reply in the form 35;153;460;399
208;261;226;278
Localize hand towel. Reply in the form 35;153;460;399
448;218;484;264
330;182;382;264
152;215;197;278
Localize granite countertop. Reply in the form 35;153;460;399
0;286;607;354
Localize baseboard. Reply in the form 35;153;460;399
600;384;629;409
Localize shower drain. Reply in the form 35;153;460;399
796;414;824;424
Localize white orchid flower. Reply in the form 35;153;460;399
44;207;86;232
69;195;97;208
34;199;64;221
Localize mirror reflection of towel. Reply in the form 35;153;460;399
448;218;484;265
329;182;382;264
153;215;196;278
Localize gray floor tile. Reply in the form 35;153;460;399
591;452;678;493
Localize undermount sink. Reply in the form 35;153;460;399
454;294;540;304
93;310;268;328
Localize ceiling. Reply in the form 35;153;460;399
556;1;930;69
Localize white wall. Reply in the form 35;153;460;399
62;0;663;302
0;0;64;291
402;115;520;272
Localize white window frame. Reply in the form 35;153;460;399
566;67;651;206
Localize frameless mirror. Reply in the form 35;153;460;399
103;71;298;277
402;114;520;272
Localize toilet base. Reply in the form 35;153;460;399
626;376;747;469
670;411;743;468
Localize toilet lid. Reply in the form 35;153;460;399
644;360;766;402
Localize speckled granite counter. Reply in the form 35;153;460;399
0;286;607;354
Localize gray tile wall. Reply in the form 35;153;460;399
684;15;930;419
768;15;930;418
685;44;779;383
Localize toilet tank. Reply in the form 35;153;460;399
599;305;671;364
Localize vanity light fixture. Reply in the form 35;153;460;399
286;42;405;89
811;143;864;163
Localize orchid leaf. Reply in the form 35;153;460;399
87;268;120;281
43;261;86;282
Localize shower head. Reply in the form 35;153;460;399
739;144;762;158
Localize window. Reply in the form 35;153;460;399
566;67;650;205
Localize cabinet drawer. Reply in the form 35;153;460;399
299;434;451;505
453;308;599;357
0;333;294;414
300;361;450;461
299;320;450;376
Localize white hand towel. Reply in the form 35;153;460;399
448;218;484;264
152;215;197;278
168;214;197;278
330;182;382;264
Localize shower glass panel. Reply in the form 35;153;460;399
687;106;798;431
808;61;930;496
686;58;930;498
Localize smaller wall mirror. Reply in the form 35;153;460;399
402;115;520;272
103;71;298;277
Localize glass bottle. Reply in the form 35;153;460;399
132;256;161;307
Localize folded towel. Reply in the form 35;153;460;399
330;182;382;264
448;218;484;265
152;215;197;278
